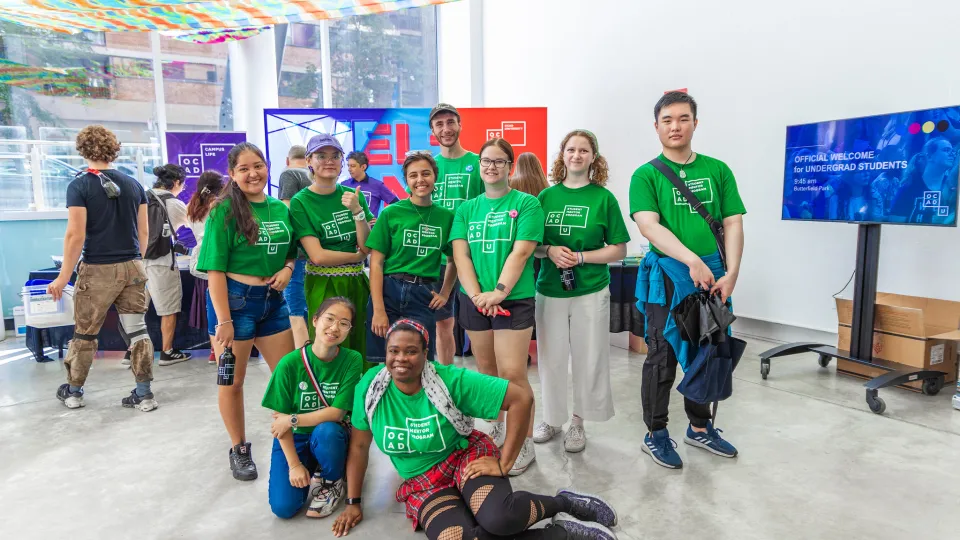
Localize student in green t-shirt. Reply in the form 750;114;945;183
262;297;363;520
449;138;545;476
196;142;299;483
630;92;746;470
364;152;458;364
429;103;484;365
289;134;373;359
532;130;631;455
330;319;619;540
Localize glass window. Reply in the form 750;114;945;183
330;7;438;107
159;35;230;133
279;6;438;109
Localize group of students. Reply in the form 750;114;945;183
49;90;746;540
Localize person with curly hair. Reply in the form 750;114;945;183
531;130;630;454
48;125;158;412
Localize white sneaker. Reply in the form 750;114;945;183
56;384;84;409
564;424;586;453
489;421;506;447
533;422;562;444
307;476;345;518
120;352;131;366
509;437;536;476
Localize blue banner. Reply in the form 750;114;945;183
782;106;960;226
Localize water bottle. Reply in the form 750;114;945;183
560;268;577;292
217;347;235;386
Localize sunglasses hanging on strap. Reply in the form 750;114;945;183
78;168;122;199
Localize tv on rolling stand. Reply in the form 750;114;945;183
762;105;960;414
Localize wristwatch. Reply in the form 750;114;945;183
290;414;298;428
346;497;362;506
353;210;366;221
496;283;508;294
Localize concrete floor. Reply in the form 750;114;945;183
2;335;960;540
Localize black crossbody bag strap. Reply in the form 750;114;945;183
647;158;727;269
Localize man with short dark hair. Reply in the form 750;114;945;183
278;144;313;347
630;92;746;469
341;150;398;224
429;103;483;365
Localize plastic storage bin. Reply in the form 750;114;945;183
21;283;75;328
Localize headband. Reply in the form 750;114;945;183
573;129;600;155
387;319;430;346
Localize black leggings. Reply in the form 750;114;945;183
419;475;572;540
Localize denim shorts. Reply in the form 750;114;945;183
366;275;439;363
206;277;291;341
434;264;458;321
282;259;308;319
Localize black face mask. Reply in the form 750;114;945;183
79;169;121;199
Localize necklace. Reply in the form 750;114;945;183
411;199;433;225
678;151;695;179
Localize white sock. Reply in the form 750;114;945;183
571;415;584;427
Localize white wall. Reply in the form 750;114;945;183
480;0;960;334
437;0;482;106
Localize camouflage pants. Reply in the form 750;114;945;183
63;260;154;387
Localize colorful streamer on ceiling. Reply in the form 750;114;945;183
0;0;461;34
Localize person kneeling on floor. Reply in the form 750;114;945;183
331;319;620;540
262;297;363;519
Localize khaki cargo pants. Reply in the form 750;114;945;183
63;260;154;387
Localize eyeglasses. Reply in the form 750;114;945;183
319;313;352;331
480;158;511;169
314;153;342;163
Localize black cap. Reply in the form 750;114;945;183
429;103;460;123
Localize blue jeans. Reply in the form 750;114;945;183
268;422;349;519
282;259;308;319
206;277;291;341
366;275;438;363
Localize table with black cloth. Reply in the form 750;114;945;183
608;257;646;352
25;266;209;362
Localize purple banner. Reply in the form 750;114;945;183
165;131;246;248
165;131;246;204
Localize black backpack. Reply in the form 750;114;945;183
145;190;178;267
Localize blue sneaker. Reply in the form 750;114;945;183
551;513;618;540
684;422;738;458
642;428;682;469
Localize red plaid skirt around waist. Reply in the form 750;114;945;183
395;430;500;529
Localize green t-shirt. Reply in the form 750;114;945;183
629;154;746;257
436;152;484;265
261;345;363;436
364;199;455;280
450;189;544;301
435;152;483;214
537;183;632;298
196;197;297;276
289;185;374;253
351;362;508;479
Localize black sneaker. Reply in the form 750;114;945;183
56;383;84;409
159;349;192;366
230;442;258;481
551;513;618;540
557;489;618;528
121;388;159;412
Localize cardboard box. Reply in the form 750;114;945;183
835;294;960;391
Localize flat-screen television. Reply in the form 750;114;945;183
782;106;960;226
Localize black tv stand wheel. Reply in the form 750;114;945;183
866;389;886;415
760;360;770;380
817;354;832;368
922;377;944;396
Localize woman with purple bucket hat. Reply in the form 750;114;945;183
289;134;374;361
